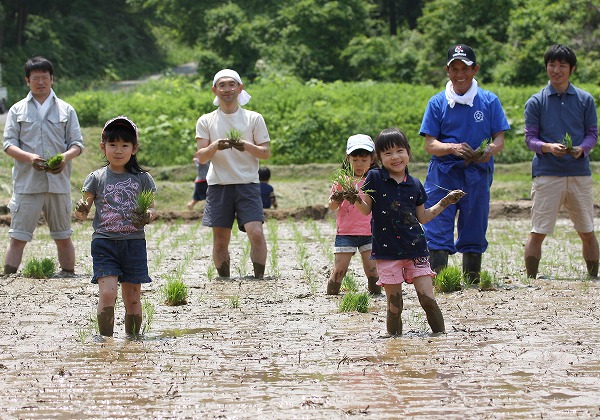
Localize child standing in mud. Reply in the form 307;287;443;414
354;128;464;336
327;134;380;296
75;116;157;338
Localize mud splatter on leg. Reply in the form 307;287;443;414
386;292;403;336
525;256;540;279
326;270;345;295
253;262;265;279
125;313;143;337
417;292;445;333
367;276;381;295
98;306;115;337
585;260;598;278
3;265;17;275
217;260;230;277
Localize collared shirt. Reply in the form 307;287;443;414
524;82;598;177
364;167;428;260
3;90;84;194
419;87;511;174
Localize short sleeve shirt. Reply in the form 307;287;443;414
332;178;372;236
364;167;428;260
82;167;157;240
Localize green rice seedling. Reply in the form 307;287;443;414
22;257;56;278
434;266;463;293
206;264;217;280
467;138;492;163
132;189;155;228
229;295;240;309
479;270;495;291
141;299;156;335
330;162;374;204
340;273;359;293
339;291;371;313
160;274;188;306
226;128;243;144
46;152;64;170
561;132;573;150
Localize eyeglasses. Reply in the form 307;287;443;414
29;75;51;82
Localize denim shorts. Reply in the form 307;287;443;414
91;238;151;284
334;235;373;254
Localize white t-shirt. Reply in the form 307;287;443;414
195;107;270;185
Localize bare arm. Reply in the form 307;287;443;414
424;135;475;160
75;191;95;220
354;193;373;216
416;190;465;224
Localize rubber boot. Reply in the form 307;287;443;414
462;252;482;284
367;276;381;295
217;260;230;277
3;264;18;275
253;262;265;279
586;260;599;279
98;306;115;337
125;313;142;337
429;250;449;274
525;256;540;279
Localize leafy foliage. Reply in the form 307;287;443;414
22;257;56;279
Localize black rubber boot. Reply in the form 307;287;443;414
429;250;449;273
462;252;482;284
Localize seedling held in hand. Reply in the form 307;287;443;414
46;153;64;170
132;189;155;228
330;162;374;205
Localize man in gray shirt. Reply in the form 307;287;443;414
2;56;84;276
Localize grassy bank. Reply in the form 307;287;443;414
1;125;599;212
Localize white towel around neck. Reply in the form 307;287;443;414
445;79;478;108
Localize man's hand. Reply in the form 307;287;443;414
544;143;568;157
472;145;493;164
217;139;232;150
230;140;245;151
568;146;584;159
452;142;476;161
46;160;66;174
32;158;47;171
439;190;466;207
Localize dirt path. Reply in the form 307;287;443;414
0;217;599;418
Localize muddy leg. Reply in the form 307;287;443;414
253;262;265;279
327;253;352;295
3;264;18;275
384;284;403;336
98;306;115;337
367;276;381;295
217;259;230;277
525;256;540;279
125;313;143;337
417;292;445;333
585;260;598;278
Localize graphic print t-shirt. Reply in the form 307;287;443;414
82;167;157;240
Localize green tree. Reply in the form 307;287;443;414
495;0;600;85
415;0;512;85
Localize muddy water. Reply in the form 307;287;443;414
0;218;599;418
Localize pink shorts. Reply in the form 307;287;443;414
375;257;435;285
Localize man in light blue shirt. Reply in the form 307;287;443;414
2;56;84;276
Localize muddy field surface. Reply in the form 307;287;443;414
0;210;599;419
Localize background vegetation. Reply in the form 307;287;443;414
0;0;598;167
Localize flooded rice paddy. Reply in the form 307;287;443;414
0;216;599;418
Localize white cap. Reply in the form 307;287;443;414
212;69;251;106
346;134;375;154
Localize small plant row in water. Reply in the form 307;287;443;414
434;266;496;293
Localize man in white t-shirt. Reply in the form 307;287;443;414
195;69;271;279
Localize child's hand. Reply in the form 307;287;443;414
75;198;90;214
131;209;156;228
330;190;344;204
344;191;361;205
439;190;465;207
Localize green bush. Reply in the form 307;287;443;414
64;77;600;167
22;257;56;279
